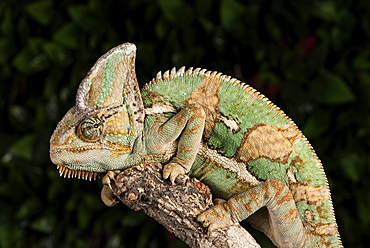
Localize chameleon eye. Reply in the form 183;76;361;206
78;116;103;142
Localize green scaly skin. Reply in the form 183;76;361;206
50;43;342;247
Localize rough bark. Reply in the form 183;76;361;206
101;162;261;248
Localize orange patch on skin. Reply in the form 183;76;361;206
304;210;313;222
88;75;103;106
269;178;285;192
187;76;221;139
236;124;301;163
315;223;338;236
289;183;330;204
176;145;195;154
277;191;293;205
228;180;256;198
55;146;105;153
243;202;253;214
291;156;305;170
182;125;203;136
108;130;131;136
104;140;132;156
285;208;299;221
248;188;260;203
262;180;271;200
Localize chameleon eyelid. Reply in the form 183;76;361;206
77;116;104;142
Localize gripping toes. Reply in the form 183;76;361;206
197;203;235;233
101;170;121;207
163;162;186;183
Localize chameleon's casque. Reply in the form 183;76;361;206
50;43;342;247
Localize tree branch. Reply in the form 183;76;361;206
101;162;261;248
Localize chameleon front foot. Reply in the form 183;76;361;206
197;203;236;233
101;170;121;207
162;162;186;184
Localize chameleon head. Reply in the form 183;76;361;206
49;43;145;180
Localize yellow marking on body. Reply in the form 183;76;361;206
106;141;132;156
315;223;338;236
88;75;103;106
236;124;301;163
289;183;330;204
187;75;221;139
110;130;130;135
54;145;106;153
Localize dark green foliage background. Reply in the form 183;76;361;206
1;0;369;247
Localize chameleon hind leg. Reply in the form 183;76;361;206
145;103;205;182
197;178;307;248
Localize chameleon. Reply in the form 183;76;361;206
49;42;342;247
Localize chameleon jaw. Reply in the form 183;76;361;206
56;165;104;181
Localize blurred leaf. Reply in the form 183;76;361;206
8;134;35;160
0;225;22;248
340;153;361;182
137;219;157;248
157;0;193;27
357;198;370;225
77;205;91;229
155;18;169;40
359;73;370;102
30;214;54;233
68;4;96;31
302;110;331;139
220;0;245;32
353;53;370;71
25;0;53;26
43;42;71;65
53;23;79;49
311;70;356;104
12;47;48;74
9;105;31;126
264;15;283;39
16;198;42;219
0;39;15;64
312;0;339;22
198;16;214;34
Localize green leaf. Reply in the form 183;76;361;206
312;0;339;22
25;0;53;26
157;0;193;27
155;18;169;40
12;47;48;74
0;225;22;248
30;215;54;233
353;53;370;71
340;153;361;182
311;70;356;104
53;23;79;49
357;198;370;225
359;73;370;99
198;16;215;34
8;134;35;160
220;0;245;31
68;4;96;31
43;42;71;65
0;39;15;64
302;110;331;139
16;198;42;219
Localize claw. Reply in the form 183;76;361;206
163;163;186;184
197;203;235;234
101;170;121;206
102;170;121;188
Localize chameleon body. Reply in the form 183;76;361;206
50;43;342;247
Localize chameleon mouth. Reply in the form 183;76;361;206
57;165;104;181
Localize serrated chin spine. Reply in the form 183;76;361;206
56;165;103;181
